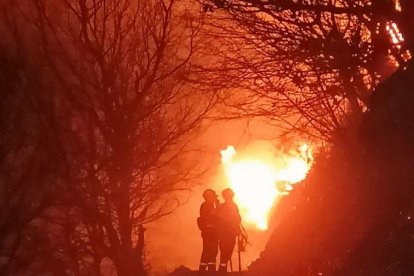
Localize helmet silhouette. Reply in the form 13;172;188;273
222;188;235;200
203;189;217;201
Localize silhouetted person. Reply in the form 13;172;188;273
217;188;241;272
198;189;219;272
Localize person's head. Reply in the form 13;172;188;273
222;188;235;202
202;189;217;203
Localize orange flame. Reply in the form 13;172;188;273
394;0;401;12
220;143;313;230
386;21;404;46
385;19;412;64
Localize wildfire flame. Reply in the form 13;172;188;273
385;2;412;64
220;143;313;230
394;0;401;12
386;21;404;46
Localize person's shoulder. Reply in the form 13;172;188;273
231;202;240;213
216;202;227;212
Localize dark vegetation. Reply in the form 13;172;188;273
0;0;216;275
248;60;414;275
202;0;414;141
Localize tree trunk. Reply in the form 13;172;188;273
113;227;146;276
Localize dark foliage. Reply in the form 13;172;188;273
248;60;414;275
0;43;66;274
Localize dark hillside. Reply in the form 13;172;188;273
248;60;414;275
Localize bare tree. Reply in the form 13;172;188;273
0;22;67;274
1;0;217;275
200;0;411;141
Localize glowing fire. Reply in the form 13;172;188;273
385;20;412;64
386;21;404;46
394;0;401;12
220;143;313;230
384;1;412;65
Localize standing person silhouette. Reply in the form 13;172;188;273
217;188;241;273
198;189;219;272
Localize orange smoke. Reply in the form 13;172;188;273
220;143;313;230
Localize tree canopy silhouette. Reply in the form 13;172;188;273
0;0;217;274
201;0;412;141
